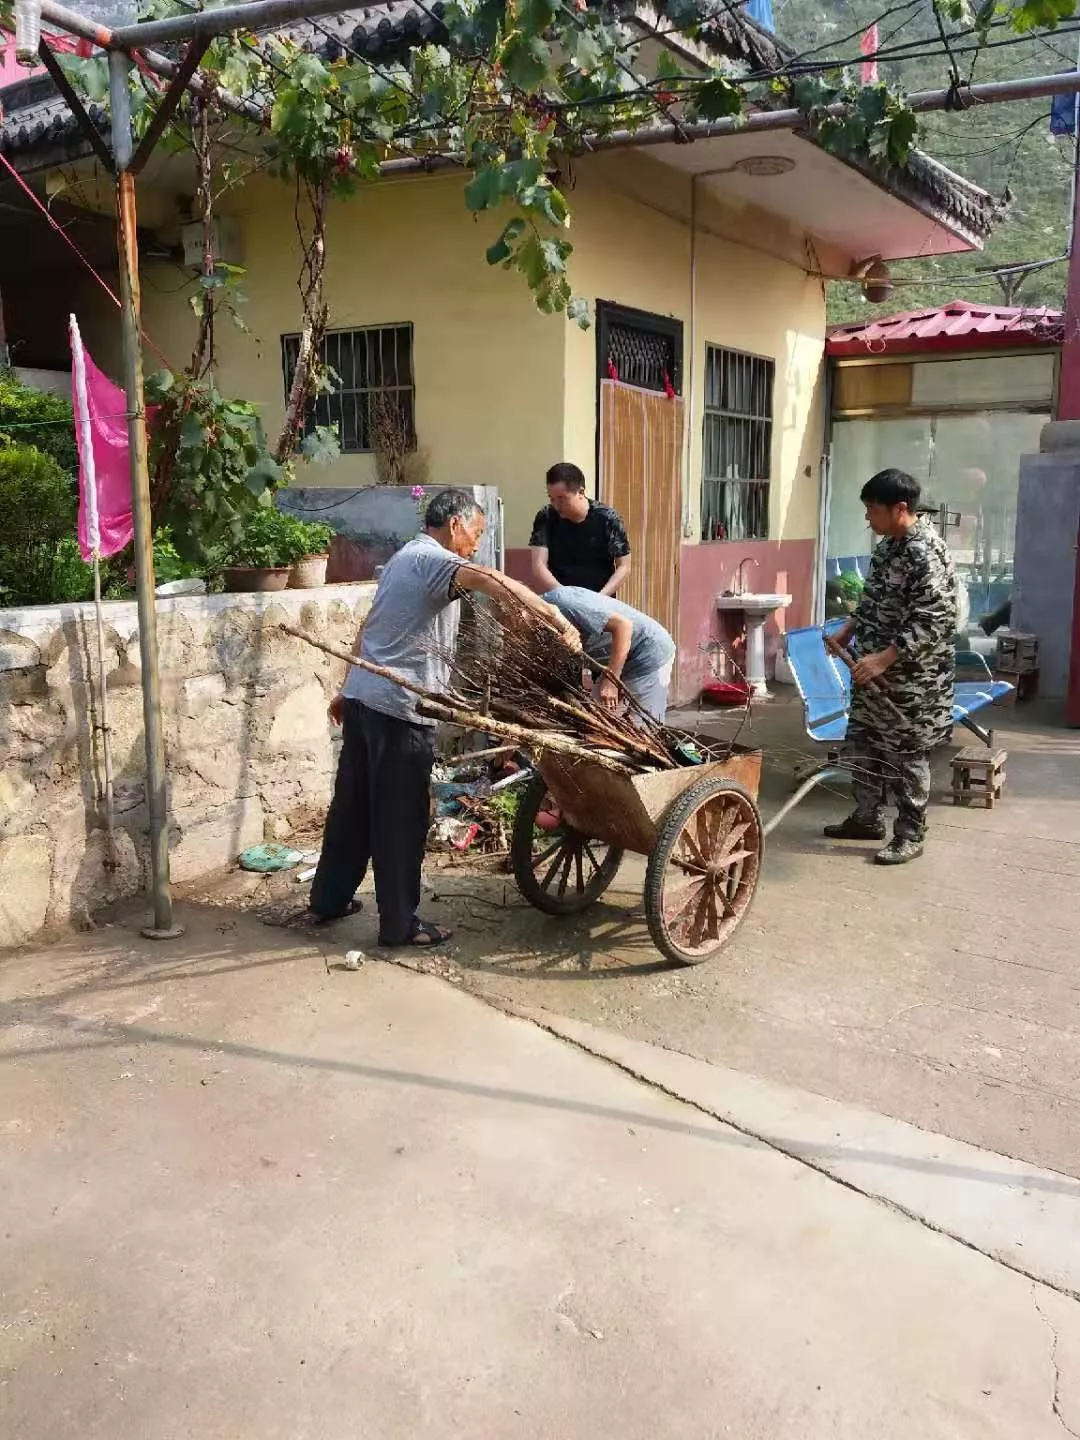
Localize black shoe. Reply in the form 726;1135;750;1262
823;814;887;841
874;838;924;866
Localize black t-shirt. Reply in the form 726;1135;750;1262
529;501;631;592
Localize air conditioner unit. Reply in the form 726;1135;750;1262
181;218;242;271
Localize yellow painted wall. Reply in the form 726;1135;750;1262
116;171;566;548
562;150;828;546
69;150;827;552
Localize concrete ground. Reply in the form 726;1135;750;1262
405;695;1080;1182
2;907;1079;1439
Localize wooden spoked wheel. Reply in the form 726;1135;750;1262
511;774;624;915
644;777;763;966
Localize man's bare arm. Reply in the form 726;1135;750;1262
599;553;631;598
456;564;582;651
529;546;560;594
596;614;633;708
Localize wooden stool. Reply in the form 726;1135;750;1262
950;747;1007;809
994;668;1039;704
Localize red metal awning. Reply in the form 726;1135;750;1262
826;299;1063;357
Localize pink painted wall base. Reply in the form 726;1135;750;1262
675;540;815;705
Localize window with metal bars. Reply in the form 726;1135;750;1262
280;323;414;454
700;345;774;542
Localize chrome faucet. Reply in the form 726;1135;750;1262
734;556;757;597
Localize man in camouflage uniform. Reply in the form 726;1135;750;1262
825;468;957;866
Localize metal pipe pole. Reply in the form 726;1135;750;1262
108;49;182;940
590;69;1080;152
39;1;264;124
109;0;395;48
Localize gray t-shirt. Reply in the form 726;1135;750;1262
343;534;462;724
544;586;675;678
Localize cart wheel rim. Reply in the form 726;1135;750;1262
512;775;623;914
529;821;613;902
658;786;761;959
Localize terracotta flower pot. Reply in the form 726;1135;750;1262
222;566;292;593
288;552;329;589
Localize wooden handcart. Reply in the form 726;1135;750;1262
510;746;768;967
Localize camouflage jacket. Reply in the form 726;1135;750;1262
851;519;957;750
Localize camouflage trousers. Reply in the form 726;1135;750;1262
842;724;931;842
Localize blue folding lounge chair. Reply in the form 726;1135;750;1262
785;623;1014;753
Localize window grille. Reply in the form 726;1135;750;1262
700;345;774;542
280;323;414;454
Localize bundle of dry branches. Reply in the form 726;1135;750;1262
434;590;683;771
281;583;730;775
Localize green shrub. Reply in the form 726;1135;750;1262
0;445;94;606
292;518;335;556
153;528;204;584
218;508;336;570
0;443;76;547
220;506;299;569
0;373;78;478
47;536;96;603
145;370;283;566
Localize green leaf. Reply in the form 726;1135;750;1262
145;370;175;402
58;52;110;104
518;0;558;33
180;414;207;451
540;237;568;273
516;232;551;289
502;33;550;92
299;426;341;465
486;216;527;265
567;295;591;330
245;455;284;496
694;76;742;121
465;166;505;211
503;156;545;192
568;27;604;72
885;108;918;165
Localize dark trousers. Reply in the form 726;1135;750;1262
310;700;436;944
843;723;932;842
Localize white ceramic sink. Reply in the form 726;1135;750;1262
715;592;793;616
715;593;794;698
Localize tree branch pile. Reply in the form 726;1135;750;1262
282;588;730;774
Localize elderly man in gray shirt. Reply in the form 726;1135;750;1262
308;488;579;948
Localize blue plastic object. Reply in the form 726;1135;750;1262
784;625;1013;746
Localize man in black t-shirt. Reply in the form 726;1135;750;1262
528;462;632;596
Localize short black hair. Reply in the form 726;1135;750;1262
424;488;484;529
860;468;921;511
545;462;586;493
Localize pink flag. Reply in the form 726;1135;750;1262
70;315;133;561
860;23;879;85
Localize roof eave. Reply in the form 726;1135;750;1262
808;141;1001;254
827;329;1061;358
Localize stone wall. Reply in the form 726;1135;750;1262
0;582;375;948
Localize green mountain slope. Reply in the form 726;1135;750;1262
772;0;1079;321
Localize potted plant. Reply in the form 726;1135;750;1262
286;518;336;589
220;507;297;592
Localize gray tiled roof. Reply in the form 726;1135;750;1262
0;2;999;242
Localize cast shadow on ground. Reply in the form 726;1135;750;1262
1;981;1078;1200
